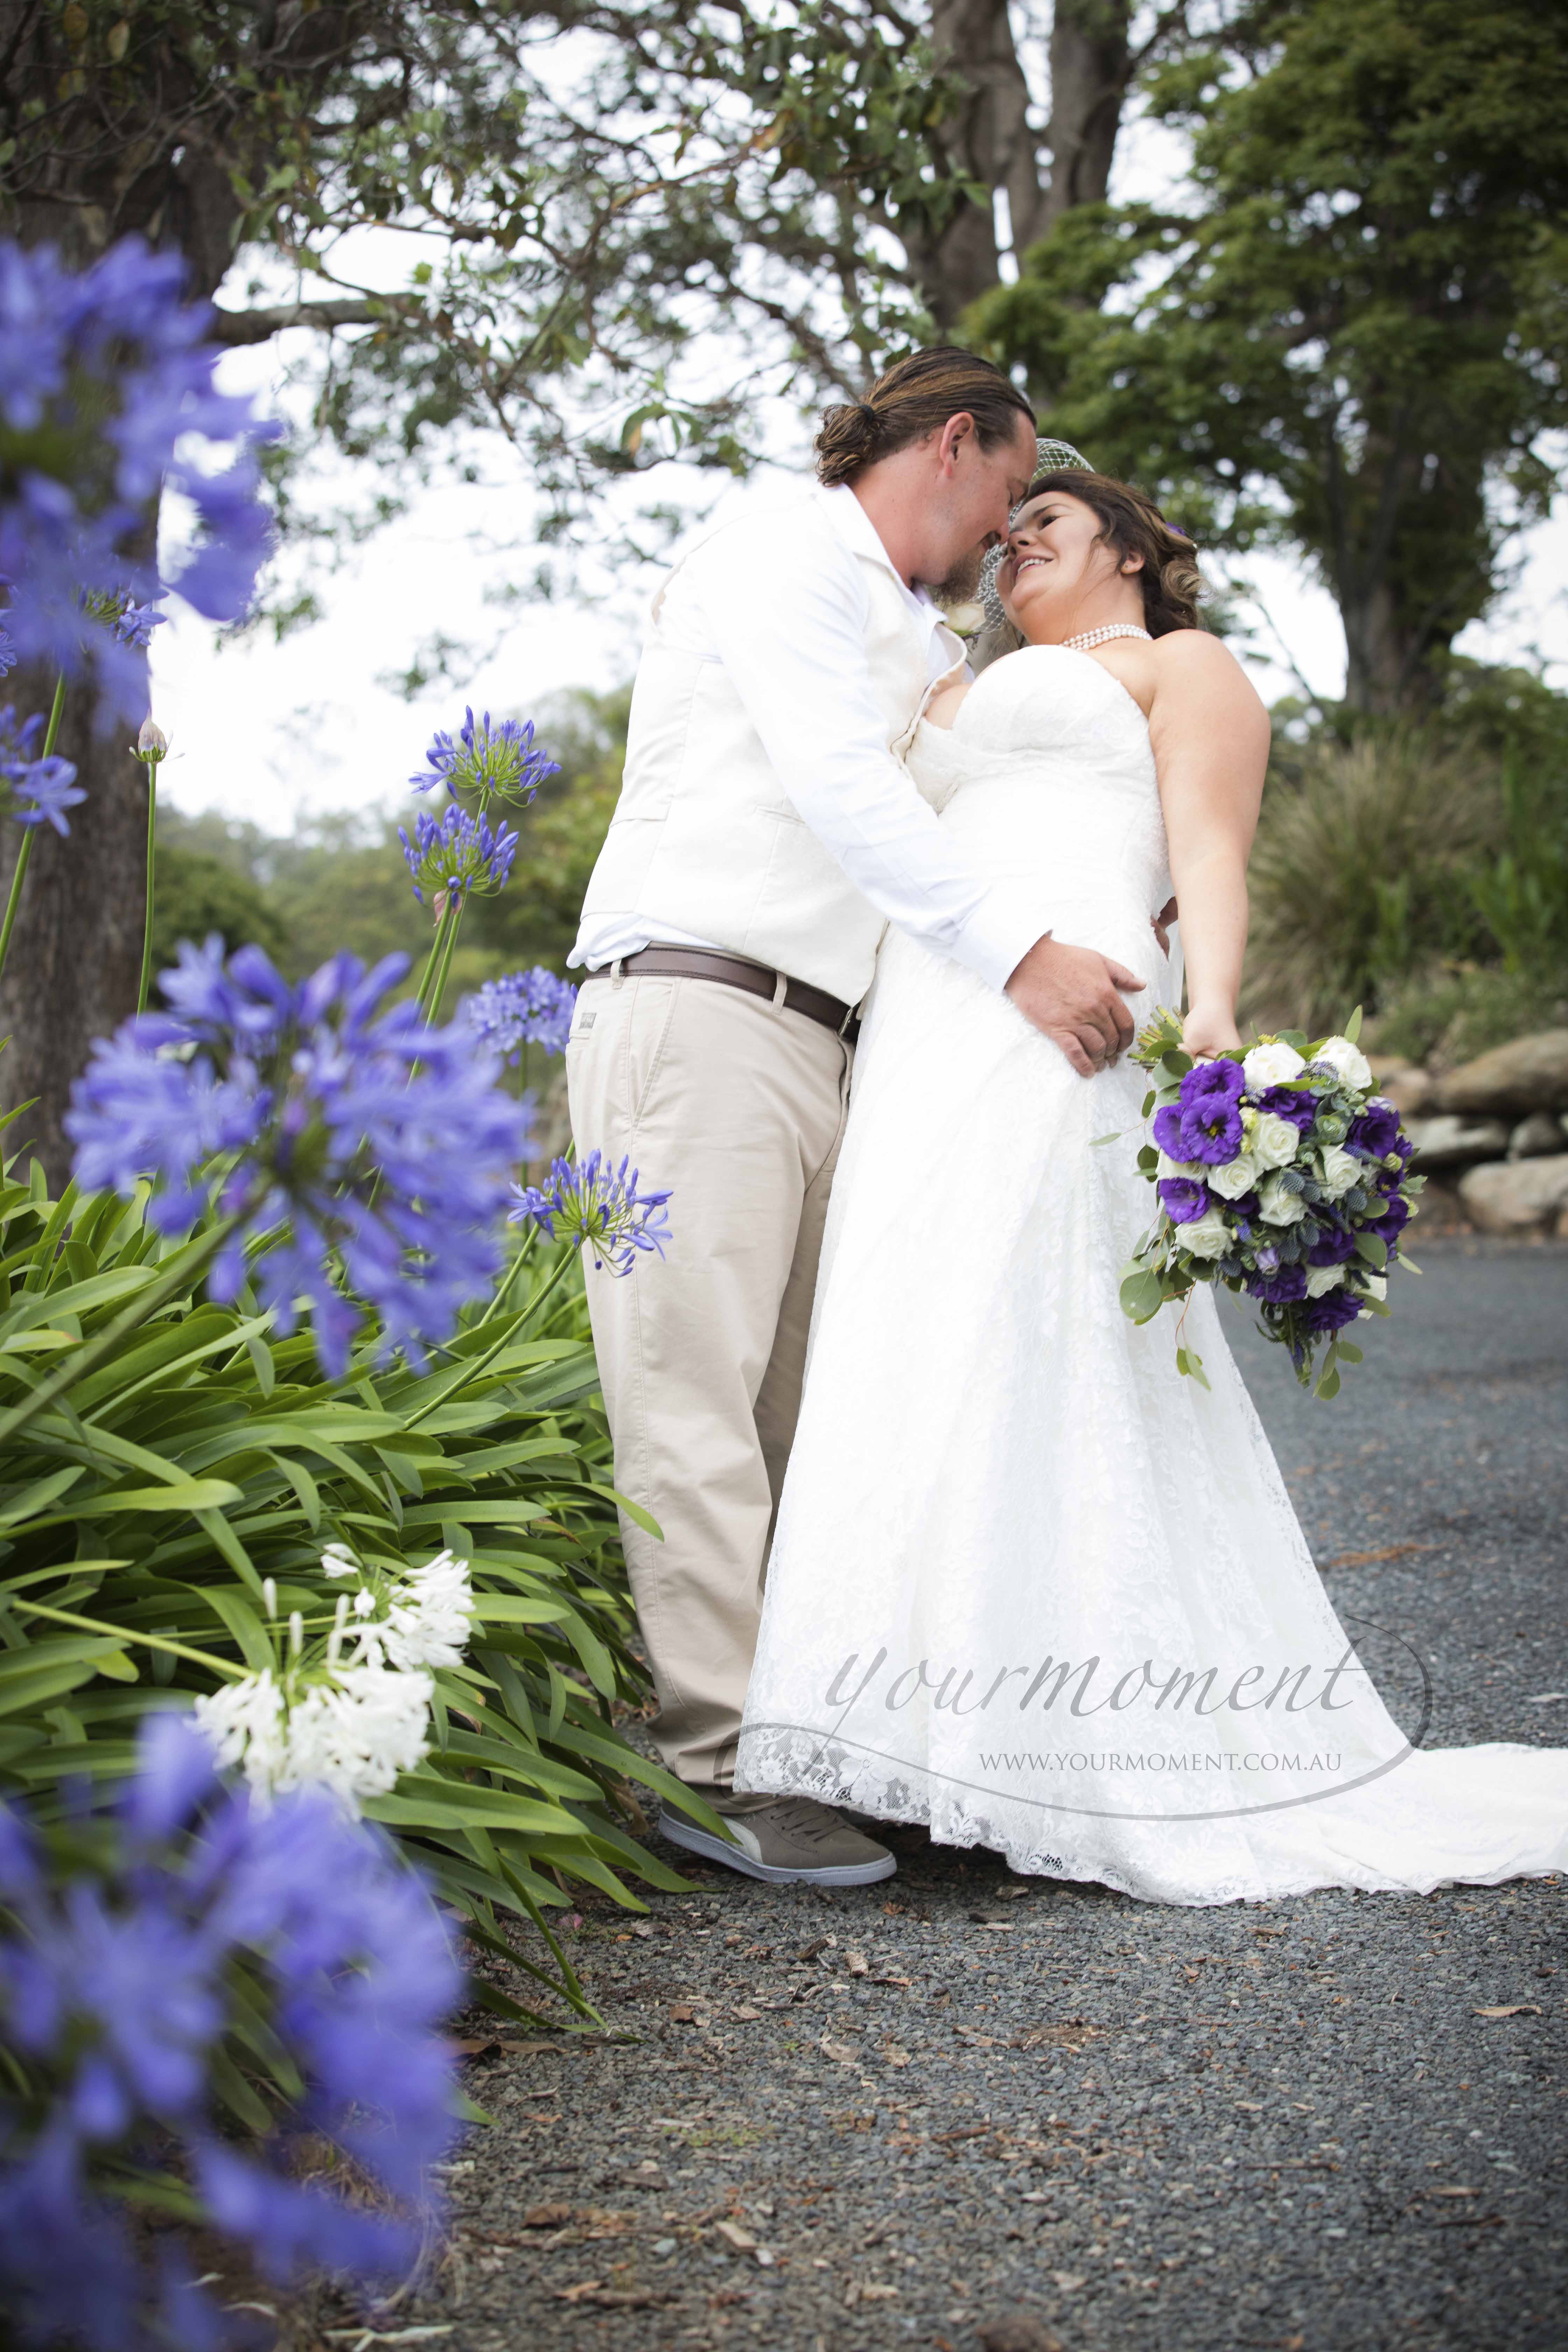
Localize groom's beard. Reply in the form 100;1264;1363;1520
926;541;988;606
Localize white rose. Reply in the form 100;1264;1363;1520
1243;1040;1306;1089
1207;1151;1262;1200
1258;1173;1308;1226
1360;1271;1388;1300
1313;1035;1372;1091
1317;1144;1362;1199
1246;1110;1301;1171
1179;1209;1232;1260
1304;1263;1346;1297
1157;1150;1205;1181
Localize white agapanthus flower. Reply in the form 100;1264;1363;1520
1242;1039;1306;1089
1305;1262;1347;1296
273;1664;435;1808
1258;1173;1309;1226
1208;1152;1263;1201
1312;1035;1373;1090
367;1547;474;1674
1317;1144;1363;1199
1246;1110;1301;1171
194;1546;473;1814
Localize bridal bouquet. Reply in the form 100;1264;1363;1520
1118;1007;1422;1398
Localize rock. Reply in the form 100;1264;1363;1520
1411;1177;1468;1231
1405;1114;1511;1169
1368;1057;1438;1117
979;2320;1064;2352
1508;1110;1566;1161
1458;1155;1568;1236
1436;1029;1568;1117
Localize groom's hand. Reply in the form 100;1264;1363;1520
1005;934;1144;1076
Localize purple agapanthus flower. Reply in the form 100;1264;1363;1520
0;701;85;832
0;237;278;719
64;938;530;1379
0;1715;460;2349
1349;1097;1402;1158
1246;1264;1308;1304
0;624;15;677
1303;1290;1364;1335
1158;1176;1211;1224
511;1149;672;1275
1256;1083;1320;1134
410;706;560;807
465;966;578;1060
399;802;519;906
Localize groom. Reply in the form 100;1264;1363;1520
565;347;1146;1886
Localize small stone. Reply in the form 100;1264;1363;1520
1405;1114;1510;1169
1367;1058;1437;1116
1435;1028;1568;1117
979;2316;1065;2352
1507;1110;1564;1160
1458;1154;1568;1235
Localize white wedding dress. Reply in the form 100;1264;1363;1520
734;645;1568;1905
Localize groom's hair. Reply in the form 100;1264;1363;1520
815;348;1034;486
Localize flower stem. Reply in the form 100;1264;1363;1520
415;894;460;1018
137;756;158;1014
423;892;467;1027
0;672;65;990
405;1243;576;1429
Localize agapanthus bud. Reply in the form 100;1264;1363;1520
135;716;168;762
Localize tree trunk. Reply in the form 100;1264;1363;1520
904;0;1043;329
1339;583;1451;719
1040;0;1135;233
0;652;151;1184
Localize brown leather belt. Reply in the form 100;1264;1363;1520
600;945;860;1042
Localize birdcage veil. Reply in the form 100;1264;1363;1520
979;437;1093;628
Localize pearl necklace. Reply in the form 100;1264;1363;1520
1060;623;1152;652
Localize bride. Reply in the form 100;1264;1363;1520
733;461;1568;1905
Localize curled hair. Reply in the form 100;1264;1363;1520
815;346;1034;487
1024;469;1206;635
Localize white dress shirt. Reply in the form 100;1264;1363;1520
571;482;1044;996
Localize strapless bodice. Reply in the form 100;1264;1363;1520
906;644;1172;934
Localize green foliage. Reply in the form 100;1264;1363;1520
973;0;1568;711
1366;965;1568;1072
0;1166;700;2024
150;844;290;968
1243;731;1503;1033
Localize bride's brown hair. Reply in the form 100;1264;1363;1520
1025;469;1207;635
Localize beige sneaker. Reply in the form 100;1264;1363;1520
660;1791;896;1886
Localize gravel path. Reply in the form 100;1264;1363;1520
418;1238;1567;2352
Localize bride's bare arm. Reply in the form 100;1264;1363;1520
1147;632;1270;1055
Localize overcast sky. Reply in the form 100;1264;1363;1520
151;94;1568;836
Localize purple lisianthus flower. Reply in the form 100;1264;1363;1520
1349;1097;1402;1158
1179;1057;1245;1113
1304;1290;1364;1335
1152;1104;1187;1157
1367;1194;1411;1247
1158;1176;1211;1224
1246;1263;1308;1303
1256;1083;1320;1134
1306;1221;1359;1268
1179;1098;1244;1165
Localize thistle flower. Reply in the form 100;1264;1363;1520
0;237;278;715
510;1149;672;1275
464;965;578;1060
410;705;559;806
64;939;530;1379
399;801;519;906
0;1715;460;2346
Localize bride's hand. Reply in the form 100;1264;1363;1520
1183;1003;1242;1059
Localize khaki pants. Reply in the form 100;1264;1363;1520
564;970;854;1792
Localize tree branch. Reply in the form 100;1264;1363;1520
208;297;402;345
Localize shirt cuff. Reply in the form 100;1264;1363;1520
948;878;1055;996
